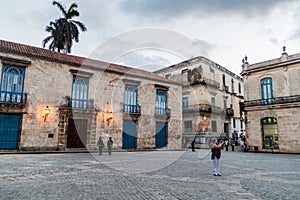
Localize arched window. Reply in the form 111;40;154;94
71;76;89;108
261;117;279;149
124;84;138;113
0;64;25;103
260;78;273;105
156;89;167;115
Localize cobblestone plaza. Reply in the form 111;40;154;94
0;150;299;199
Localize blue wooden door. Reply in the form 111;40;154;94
0;114;20;149
156;122;167;148
122;120;136;149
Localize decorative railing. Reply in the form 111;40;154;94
124;104;141;114
182;104;212;114
243;95;300;107
155;107;171;117
204;78;220;88
0;91;27;105
62;96;94;109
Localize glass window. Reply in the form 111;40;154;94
182;97;188;111
231;79;234;93
184;121;192;133
211;97;215;110
222;74;226;90
211;120;217;132
124;84;138;113
0;64;25;103
261;78;273;105
156;89;167;115
238;82;242;94
71;76;88;108
261;117;279;149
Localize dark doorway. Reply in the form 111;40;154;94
67;118;88;148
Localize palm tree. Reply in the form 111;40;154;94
43;1;87;53
42;21;64;52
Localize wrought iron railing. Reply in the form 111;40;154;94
243;95;300;107
0;91;27;104
155;107;171;117
182;104;212;114
124;104;141;114
63;96;94;109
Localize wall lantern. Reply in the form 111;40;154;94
43;106;51;122
106;111;113;125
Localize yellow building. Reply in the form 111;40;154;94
155;56;244;148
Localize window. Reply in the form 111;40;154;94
182;97;188;112
261;117;279;149
223;99;227;110
231;79;234;93
182;69;188;83
0;64;25;103
238;82;242;94
156;89;167;115
124;84;138;113
233;118;236;128
184;121;192;133
222;74;226;90
261;78;273;105
71;76;88;108
240;119;244;129
210;68;215;80
211;97;215;110
211;120;217;132
165;74;171;80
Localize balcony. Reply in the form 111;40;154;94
182;104;211;114
0;91;27;108
205;79;220;89
155;107;171;119
123;104;141;121
60;96;95;110
226;107;234;116
243;95;300;107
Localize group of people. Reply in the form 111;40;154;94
97;136;113;155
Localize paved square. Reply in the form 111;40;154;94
0;150;299;199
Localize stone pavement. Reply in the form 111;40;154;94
0;150;299;200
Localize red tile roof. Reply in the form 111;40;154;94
0;40;180;85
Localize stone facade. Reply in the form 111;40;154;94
0;40;182;152
154;56;244;147
241;51;300;153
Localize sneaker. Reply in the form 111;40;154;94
213;174;218;176
217;173;222;176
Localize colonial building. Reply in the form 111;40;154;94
154;56;244;148
241;49;300;153
0;40;182;152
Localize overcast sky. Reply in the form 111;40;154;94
1;0;299;75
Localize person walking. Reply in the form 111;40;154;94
211;138;225;176
225;137;229;151
107;137;113;155
191;138;196;152
97;136;104;155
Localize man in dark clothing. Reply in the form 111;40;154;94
107;137;113;155
191;139;196;152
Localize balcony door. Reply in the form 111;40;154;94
261;78;273;105
71;76;88;108
0;65;25;103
